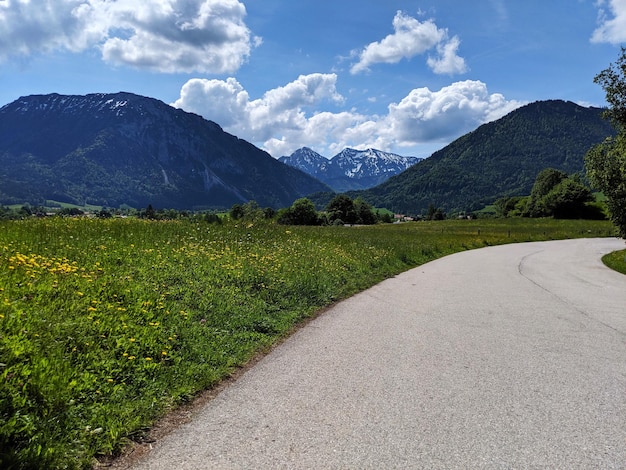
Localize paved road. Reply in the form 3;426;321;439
130;238;626;469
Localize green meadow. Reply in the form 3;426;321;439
0;217;617;468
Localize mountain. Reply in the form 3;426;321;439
278;147;331;180
279;147;422;192
351;100;616;215
0;92;330;209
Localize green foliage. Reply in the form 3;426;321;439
0;207;24;220
586;136;626;236
228;201;273;222
326;195;377;225
585;48;626;237
229;203;245;220
543;176;595;219
96;209;113;219
326;194;357;224
354;198;377;225
425;203;446;220
494;196;527;218
203;212;223;224
0;217;615;468
142;204;156;220
525;169;594;219
277;198;321;225
530;168;568;202
376;210;393;224
594;46;626;129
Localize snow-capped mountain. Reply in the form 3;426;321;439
279;147;422;192
278;147;331;179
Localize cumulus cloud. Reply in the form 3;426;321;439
172;73;345;144
173;75;524;158
387;80;523;142
0;0;258;73
427;36;468;75
350;11;467;75
592;0;626;44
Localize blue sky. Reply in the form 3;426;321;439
1;1;625;159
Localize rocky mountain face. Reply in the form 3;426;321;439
279;147;421;192
0;92;330;209
353;100;616;214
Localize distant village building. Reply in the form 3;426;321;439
394;214;415;222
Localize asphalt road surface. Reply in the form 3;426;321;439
129;238;626;469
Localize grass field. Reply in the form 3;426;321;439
603;249;626;275
0;217;617;468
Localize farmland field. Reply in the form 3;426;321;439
0;217;617;468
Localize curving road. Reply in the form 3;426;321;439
129;238;626;469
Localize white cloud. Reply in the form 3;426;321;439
0;0;258;73
350;11;467;76
592;0;626;44
387;80;524;143
173;76;524;158
173;77;250;127
172;73;345;144
427;36;468;75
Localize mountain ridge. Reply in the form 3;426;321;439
349;100;616;214
0;92;330;209
279;147;422;191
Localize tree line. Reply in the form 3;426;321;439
493;169;604;220
235;195;392;226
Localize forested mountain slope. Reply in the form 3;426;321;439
0;92;329;209
353;100;615;214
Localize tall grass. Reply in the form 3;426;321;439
0;217;616;468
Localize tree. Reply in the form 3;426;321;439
142;204;156;220
494;196;525;218
526;168;568;217
326;194;357;225
593;47;626;129
325;195;378;225
277;198;320;225
525;169;594;219
425;203;445;220
354;198;377;225
229;203;244;220
203;212;222;224
542;176;593;219
586;134;626;234
96;208;113;219
585;48;626;236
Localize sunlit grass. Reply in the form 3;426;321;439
603;249;626;275
0;217;616;468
